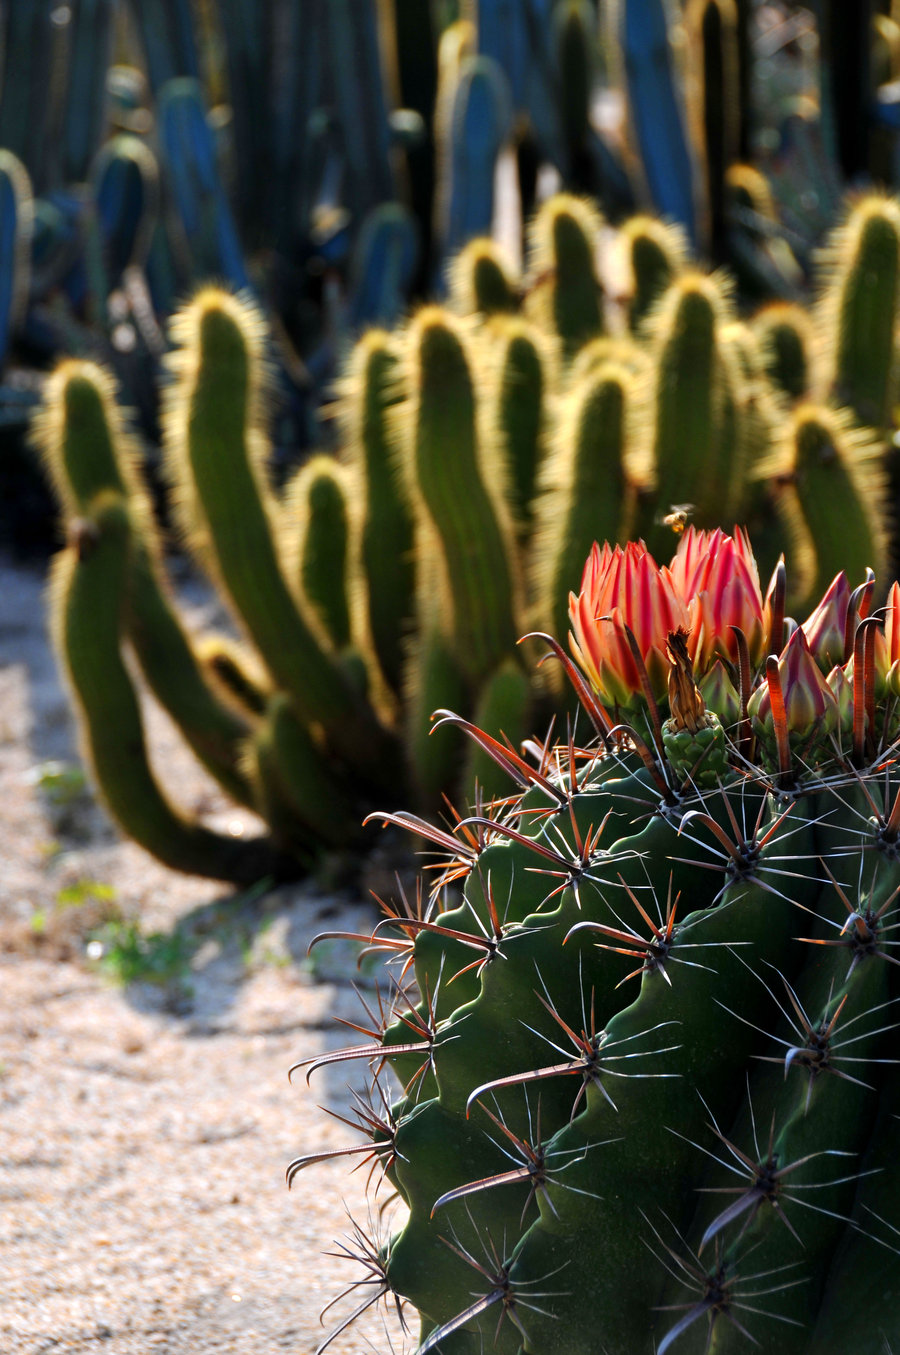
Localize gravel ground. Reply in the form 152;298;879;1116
0;553;411;1355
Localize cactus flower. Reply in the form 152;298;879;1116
568;541;688;708
748;627;839;747
668;526;768;668
801;572;850;672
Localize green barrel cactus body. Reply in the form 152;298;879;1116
294;530;900;1355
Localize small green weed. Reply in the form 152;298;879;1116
30;878;119;940
87;918;194;992
29;760;88;806
56;878;117;908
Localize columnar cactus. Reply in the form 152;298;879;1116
293;527;900;1355
37;188;899;884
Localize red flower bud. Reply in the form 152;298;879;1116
747;627;839;745
801;573;850;672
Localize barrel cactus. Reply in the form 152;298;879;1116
291;526;900;1354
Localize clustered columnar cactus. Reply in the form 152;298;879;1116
37;185;898;883
293;527;900;1355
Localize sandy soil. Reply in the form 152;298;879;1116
0;552;412;1355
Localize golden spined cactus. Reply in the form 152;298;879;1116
48;490;289;883
757;402;890;607
35;357;255;809
281;454;357;655
398;305;521;683
617;212;689;335
531;356;650;652
524;191;605;359
335;327;413;700
817;192;900;430
482;313;554;547
448;235;520;317
750;299;821;404
566;333;652;388
161;285;396;779
638;267;745;550
34;358;150;526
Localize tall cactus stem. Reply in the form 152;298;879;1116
525;193;605;359
402;306;520;684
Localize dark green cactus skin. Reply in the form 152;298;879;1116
624;216;683;335
450;239;519;317
290;457;353;653
751;303;812;402
297;658;900;1355
404;594;470;809
463;656;533;802
488;318;547;543
772;406;888;607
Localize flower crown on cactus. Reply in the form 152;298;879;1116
292;528;900;1355
567;526;900;783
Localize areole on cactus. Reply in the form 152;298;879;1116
292;527;900;1355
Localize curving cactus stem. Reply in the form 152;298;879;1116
49;491;293;884
293;528;900;1355
35;359;256;809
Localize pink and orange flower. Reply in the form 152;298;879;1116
568;541;688;710
668;526;769;669
568;528;768;709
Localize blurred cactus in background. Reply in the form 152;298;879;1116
36;178;900;882
10;0;900;880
